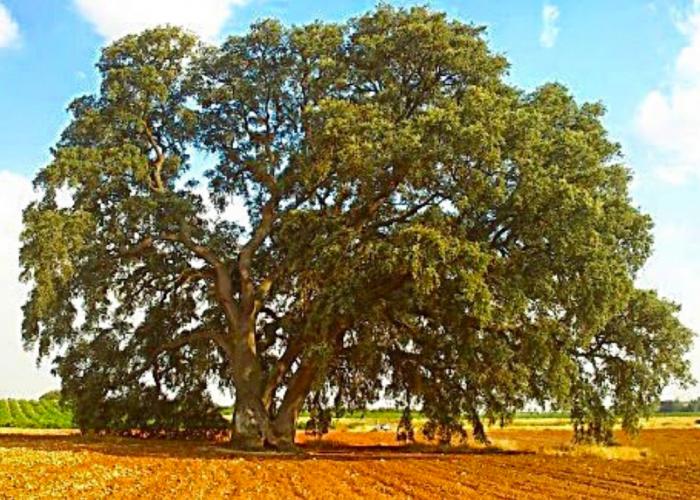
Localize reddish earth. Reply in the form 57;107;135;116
1;428;699;498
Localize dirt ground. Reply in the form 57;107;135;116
1;427;699;499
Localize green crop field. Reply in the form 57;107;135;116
1;400;696;431
0;398;74;429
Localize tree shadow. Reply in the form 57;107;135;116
0;432;533;462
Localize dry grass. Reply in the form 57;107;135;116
486;436;648;461
0;428;78;436
488;437;521;452
308;414;700;435
493;415;700;431
634;416;700;429
543;443;650;461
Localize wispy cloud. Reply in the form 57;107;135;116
0;2;19;49
73;0;248;41
636;1;700;185
540;4;560;48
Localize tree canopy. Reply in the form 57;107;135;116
21;5;694;448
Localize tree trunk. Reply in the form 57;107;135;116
230;394;299;450
229;361;318;449
226;317;275;449
225;321;325;450
231;392;271;449
270;408;299;449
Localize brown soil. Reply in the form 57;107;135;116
0;428;698;498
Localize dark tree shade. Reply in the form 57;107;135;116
21;6;694;448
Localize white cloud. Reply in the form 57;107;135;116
540;4;560;48
0;171;59;398
0;2;19;48
638;220;700;399
636;1;700;184
73;0;248;41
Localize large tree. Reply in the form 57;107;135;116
21;6;693;449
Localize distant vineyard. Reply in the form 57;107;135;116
0;398;73;429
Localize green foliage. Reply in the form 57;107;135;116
0;398;74;429
659;399;700;413
20;5;694;446
396;407;415;443
304;393;332;438
39;390;61;401
421;417;467;446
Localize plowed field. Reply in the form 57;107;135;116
1;427;699;498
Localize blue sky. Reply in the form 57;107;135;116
0;0;699;400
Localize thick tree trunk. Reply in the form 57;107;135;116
270;407;299;448
229;360;317;450
230;393;271;450
224;315;331;450
230;395;299;450
228;346;306;450
226;317;276;449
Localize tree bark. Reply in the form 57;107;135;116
226;311;343;449
230;390;300;450
231;392;271;449
269;411;298;449
227;321;273;449
229;353;320;450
